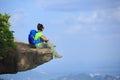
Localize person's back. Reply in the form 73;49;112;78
28;30;37;44
28;30;37;48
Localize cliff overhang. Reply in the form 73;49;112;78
0;42;53;74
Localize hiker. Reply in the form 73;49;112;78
28;23;62;58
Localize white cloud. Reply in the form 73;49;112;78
96;8;120;23
35;0;119;11
77;12;97;23
35;0;120;38
9;9;25;26
39;71;48;75
76;8;120;25
65;25;83;34
113;6;120;21
10;13;22;25
36;0;68;10
48;9;120;36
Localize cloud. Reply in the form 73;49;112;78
36;0;119;11
65;25;83;34
77;11;97;24
10;13;22;26
48;8;120;36
113;6;120;21
77;8;120;24
39;71;48;75
9;9;25;26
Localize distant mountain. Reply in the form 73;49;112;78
0;78;4;80
50;73;120;80
0;72;120;80
0;70;52;80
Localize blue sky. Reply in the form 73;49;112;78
0;0;120;75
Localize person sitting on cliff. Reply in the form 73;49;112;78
34;23;62;58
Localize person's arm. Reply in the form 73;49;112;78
41;35;49;42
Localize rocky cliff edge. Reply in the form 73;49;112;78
0;42;53;74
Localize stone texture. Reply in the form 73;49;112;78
0;42;53;74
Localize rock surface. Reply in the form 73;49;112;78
0;42;53;74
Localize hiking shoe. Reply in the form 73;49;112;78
55;54;62;58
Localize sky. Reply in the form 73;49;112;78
0;0;120;75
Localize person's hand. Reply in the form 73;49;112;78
45;39;49;43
